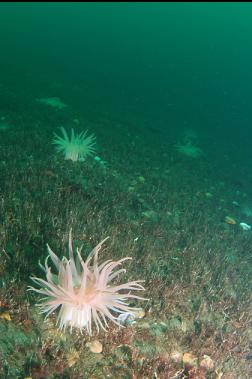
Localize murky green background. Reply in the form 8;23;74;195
1;3;252;147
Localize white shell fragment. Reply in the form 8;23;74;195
239;222;251;231
117;312;136;326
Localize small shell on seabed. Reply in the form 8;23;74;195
199;355;215;371
117;312;136;326
86;340;103;354
134;308;145;319
225;216;236;225
170;350;183;363
0;312;11;321
239;222;251;231
117;308;146;326
182;352;198;366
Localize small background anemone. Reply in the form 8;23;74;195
52;127;96;162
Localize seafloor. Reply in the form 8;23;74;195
0;84;251;379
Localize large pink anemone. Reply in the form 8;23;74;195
28;231;146;334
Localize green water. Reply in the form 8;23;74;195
0;3;251;378
1;2;252;135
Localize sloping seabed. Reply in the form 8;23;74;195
0;84;251;379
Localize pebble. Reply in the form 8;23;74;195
86;340;103;354
200;355;215;370
183;352;198;367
